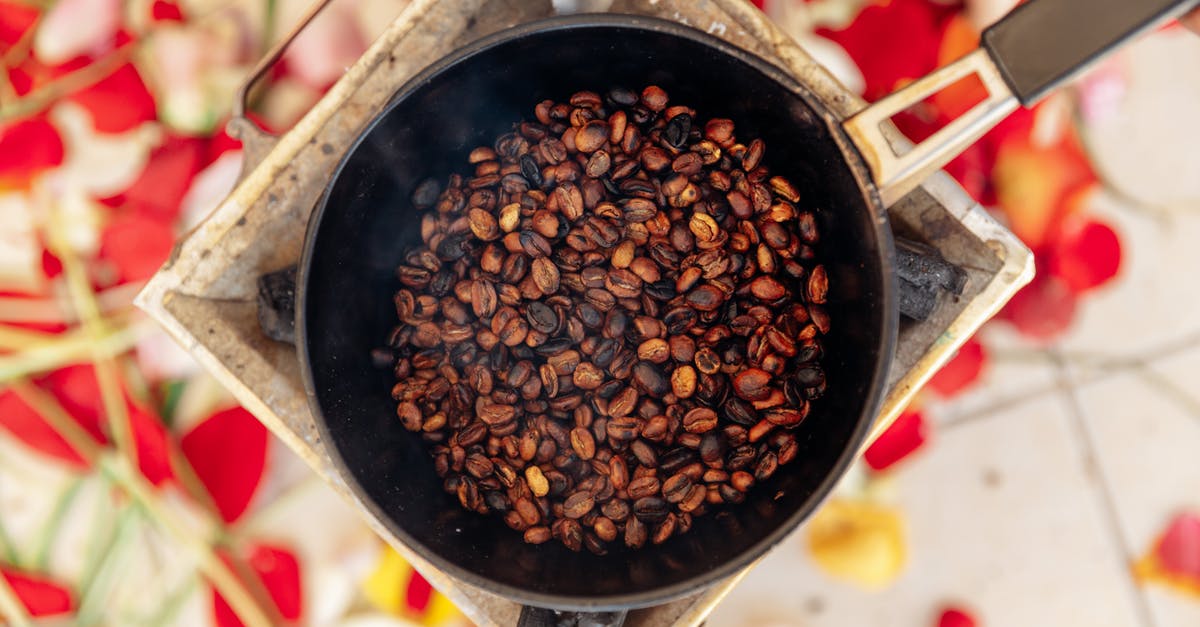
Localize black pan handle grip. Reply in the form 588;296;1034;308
517;606;628;627
983;0;1198;105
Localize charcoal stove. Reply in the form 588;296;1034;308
136;1;1033;625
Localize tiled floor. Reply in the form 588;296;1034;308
711;28;1200;627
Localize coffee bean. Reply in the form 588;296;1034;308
655;115;687;150
526;466;550;497
524;526;552;544
625;515;647;548
807;265;828;304
641;85;668;112
631;361;670;396
733;368;772;401
662;472;693;503
570;426;596;459
749;276;786;301
575;120;608;153
563;492;595;519
606;417;640;441
633;496;669;524
683;407;718;433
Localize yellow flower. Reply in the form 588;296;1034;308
806;498;907;589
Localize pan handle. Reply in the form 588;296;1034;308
226;0;338;169
843;0;1197;206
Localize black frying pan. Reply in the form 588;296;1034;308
295;1;1193;623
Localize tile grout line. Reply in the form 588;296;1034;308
1052;351;1158;627
940;330;1200;433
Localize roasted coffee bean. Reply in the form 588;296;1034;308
683;407;718;434
388;88;831;550
732;368;772;401
631;361;670;396
662;473;693;503
625;515;647;548
633;497;670;524
807;265;828;304
555;518;584;551
570;426;596;459
563;492;595;519
524;526;552;544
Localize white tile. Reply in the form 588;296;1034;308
927;324;1059;427
709;394;1141;627
1085;32;1200;206
1072;369;1200;627
1054;192;1200;369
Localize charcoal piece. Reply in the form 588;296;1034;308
517;606;628;627
257;265;297;343
895;238;967;295
897;277;937;321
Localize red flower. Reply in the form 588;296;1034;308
151;0;185;22
1157;512;1200;580
181;406;269;523
67;62;157;133
0;2;38;47
105;134;208;220
818;0;958;102
0;388;94;468
0;569;74;617
0;115;65;186
927;337;987;397
406;570;434;613
1046;216;1121;293
40;364;174;485
937;606;979;627
864;409;930;472
98;212;177;284
998;271;1078;341
213;544;303;627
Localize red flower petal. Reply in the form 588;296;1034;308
213;544;302;626
937;606;978;627
38;365;175;483
406;570;434;613
1047;217;1121;293
864;409;929;472
98;213;176;284
249;545;302;620
38;364;109;440
0;115;65;186
129;399;174;486
928;337;987;397
998;272;1078;341
818;0;954;101
67;62;156;133
41;248;63;279
0;2;39;47
181;407;269;523
151;0;184;21
108;134;207;220
1157;512;1200;580
0;389;92;467
0;569;74;617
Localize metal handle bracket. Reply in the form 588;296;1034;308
842;49;1018;207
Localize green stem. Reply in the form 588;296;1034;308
74;504;140;626
141;575;198;627
0;511;19;567
31;477;84;571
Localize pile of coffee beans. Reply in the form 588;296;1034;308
384;86;829;553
